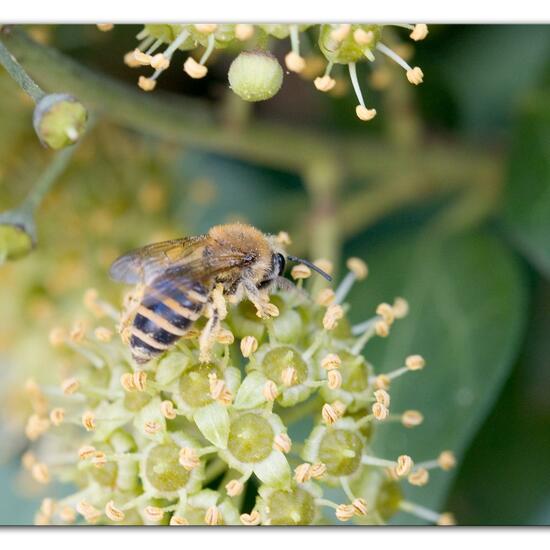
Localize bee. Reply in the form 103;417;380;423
110;223;331;363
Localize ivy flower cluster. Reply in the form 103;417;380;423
99;23;428;121
23;253;456;525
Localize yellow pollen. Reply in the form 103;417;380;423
273;432;292;454
331;24;351;43
105;500;125;522
355;105;377;122
240;510;261;525
184;57;208;79
316;287;336;306
291;264;312;279
406;67;424;85
138;76;156;92
410;24;429;41
285;51;306;74
235;24;255;41
408;467;429;486
179;447;200;470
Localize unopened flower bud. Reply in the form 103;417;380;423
228;51;283;102
33;93;87;149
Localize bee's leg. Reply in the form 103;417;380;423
198;305;221;363
198;284;228;362
242;280;272;319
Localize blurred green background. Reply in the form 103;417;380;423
0;24;549;525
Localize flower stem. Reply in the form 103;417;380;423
0;34;44;101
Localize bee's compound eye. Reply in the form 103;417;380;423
275;253;286;276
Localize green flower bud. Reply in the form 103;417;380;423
319;428;364;477
320;351;373;411
178;362;222;409
318;24;382;65
0;214;35;262
144;443;190;492
140;434;204;498
258;485;319;525
228;51;283;102
89;442;118;487
227;412;274;463
33;93;87;149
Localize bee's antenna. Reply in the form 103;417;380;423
287;255;332;282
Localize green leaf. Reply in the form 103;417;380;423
347;228;526;519
234;371;269;410
254;450;291;489
442;25;550;136
501;104;550;277
193;402;230;449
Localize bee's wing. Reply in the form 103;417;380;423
109;236;207;285
110;236;257;286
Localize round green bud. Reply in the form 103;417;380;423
89;442;118;487
376;480;403;521
318;428;364;477
33;93;87;149
227;412;274;463
123;389;152;412
265;486;316;525
0;217;34;262
178;362;221;408
262;346;308;385
228;51;283;102
144;443;190;493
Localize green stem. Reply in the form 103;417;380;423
0;34;44;101
20;144;78;214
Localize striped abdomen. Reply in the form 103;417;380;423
129;276;208;363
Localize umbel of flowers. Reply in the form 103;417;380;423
23;248;456;525
99;23;428;122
